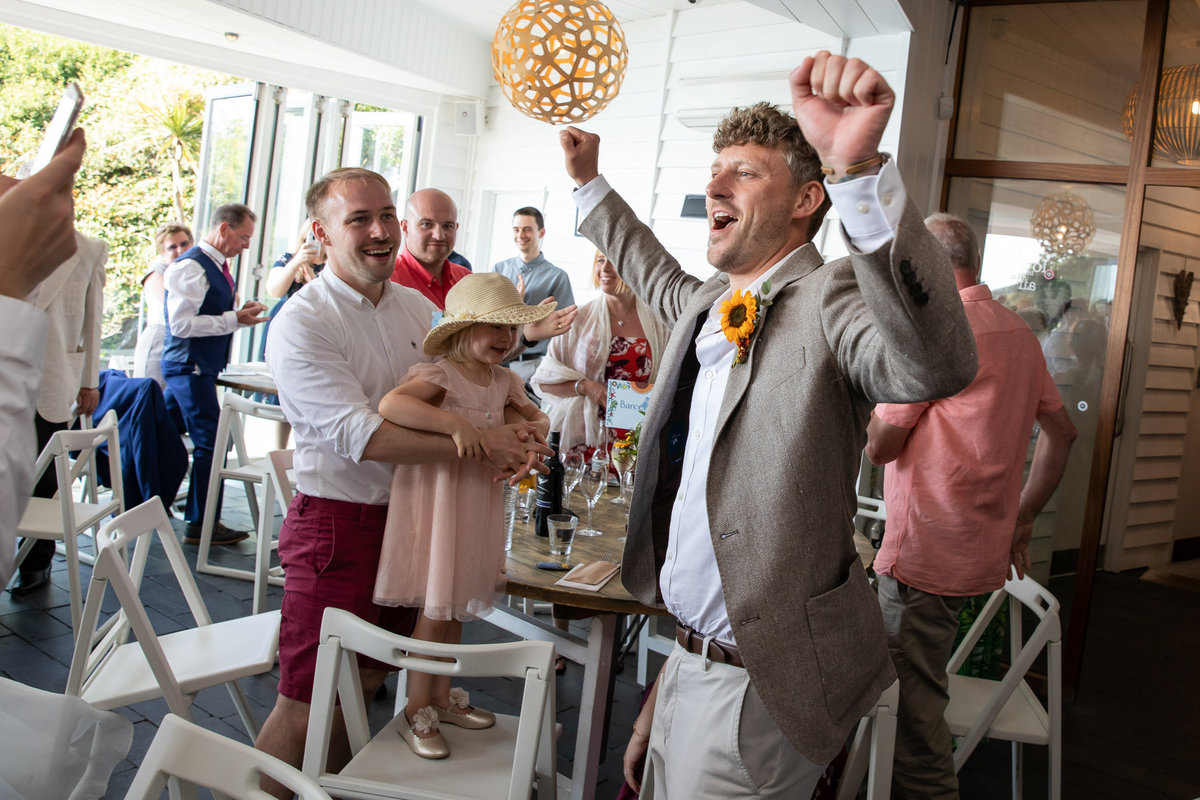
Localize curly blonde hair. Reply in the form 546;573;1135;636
713;102;831;236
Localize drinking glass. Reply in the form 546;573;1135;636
611;445;636;505
563;450;585;508
502;484;519;551
578;455;608;536
547;513;578;560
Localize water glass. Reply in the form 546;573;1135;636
547;513;578;559
563;451;585;506
578;454;608;536
503;484;519;551
518;486;536;523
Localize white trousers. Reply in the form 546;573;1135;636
641;643;826;799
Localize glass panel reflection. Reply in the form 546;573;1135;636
955;2;1146;165
946;178;1124;583
1144;0;1200;167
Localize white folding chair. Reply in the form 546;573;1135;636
946;572;1062;800
125;714;331;800
253;449;294;615
835;679;899;800
197;392;287;580
66;498;281;739
302;608;557;800
9;409;123;632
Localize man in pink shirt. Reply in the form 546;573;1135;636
865;213;1077;800
391;188;470;309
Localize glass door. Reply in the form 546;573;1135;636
342;109;420;202
194;83;258;231
945;178;1124;584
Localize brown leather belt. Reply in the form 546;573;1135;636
676;623;744;668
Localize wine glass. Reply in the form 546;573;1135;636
578;453;608;536
563;450;584;508
610;444;635;505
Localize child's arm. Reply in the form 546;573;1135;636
379;378;489;460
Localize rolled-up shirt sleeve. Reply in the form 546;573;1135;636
266;308;383;463
164;259;238;338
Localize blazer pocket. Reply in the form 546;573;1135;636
757;346;806;394
804;563;891;721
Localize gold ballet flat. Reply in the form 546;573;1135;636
436;687;496;730
398;706;450;759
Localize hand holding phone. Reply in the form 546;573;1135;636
28;82;84;176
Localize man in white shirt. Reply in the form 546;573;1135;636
0;129;86;588
561;52;977;798
162;204;267;544
255;167;552;798
11;231;106;595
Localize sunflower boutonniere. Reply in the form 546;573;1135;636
719;280;773;367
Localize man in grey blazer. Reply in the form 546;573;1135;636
561;52;978;797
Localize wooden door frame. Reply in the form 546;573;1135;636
943;0;1200;698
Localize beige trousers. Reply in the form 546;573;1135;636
640;643;825;799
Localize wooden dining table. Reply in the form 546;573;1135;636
482;488;665;800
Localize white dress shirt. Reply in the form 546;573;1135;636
164;240;238;338
266;268;436;505
574;159;907;641
0;297;49;587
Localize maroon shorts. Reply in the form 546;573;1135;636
276;493;418;704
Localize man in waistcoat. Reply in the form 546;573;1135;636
162;203;268;544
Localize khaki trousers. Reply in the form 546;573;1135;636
877;573;967;800
640;643;825;799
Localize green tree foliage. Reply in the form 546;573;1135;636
0;24;238;350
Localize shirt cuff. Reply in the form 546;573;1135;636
573;175;613;220
825;158;906;253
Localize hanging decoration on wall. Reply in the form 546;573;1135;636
1122;64;1200;165
491;0;628;125
1030;191;1096;258
1173;269;1194;330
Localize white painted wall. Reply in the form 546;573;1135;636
460;1;927;308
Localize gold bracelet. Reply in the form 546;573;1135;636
574;379;585;396
631;728;650;740
820;152;890;179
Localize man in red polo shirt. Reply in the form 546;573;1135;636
391;188;469;309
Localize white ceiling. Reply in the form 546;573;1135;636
420;0;735;40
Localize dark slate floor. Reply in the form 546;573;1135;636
3;484;1199;799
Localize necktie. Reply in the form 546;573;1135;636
222;261;235;291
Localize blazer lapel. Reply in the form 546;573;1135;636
33;251;79;310
714;243;825;439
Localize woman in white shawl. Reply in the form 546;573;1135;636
532;250;668;454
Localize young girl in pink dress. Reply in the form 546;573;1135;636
374;272;552;759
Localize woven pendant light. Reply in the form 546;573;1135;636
1122;64;1200;165
491;0;628;125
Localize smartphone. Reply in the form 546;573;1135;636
305;228;324;261
29;82;84;175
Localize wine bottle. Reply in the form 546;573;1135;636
534;431;563;538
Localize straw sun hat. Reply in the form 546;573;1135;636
423;272;556;356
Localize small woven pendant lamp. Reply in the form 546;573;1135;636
491;0;628;125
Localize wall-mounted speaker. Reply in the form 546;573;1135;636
455;101;483;136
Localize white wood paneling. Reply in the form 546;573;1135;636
215;0;492;99
1105;193;1200;570
462;2;904;305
